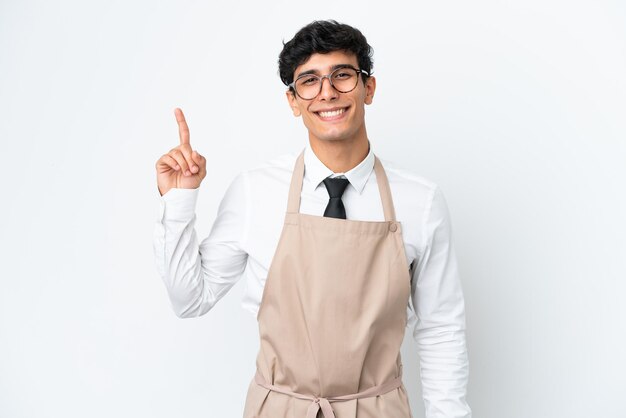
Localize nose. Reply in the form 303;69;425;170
318;75;338;100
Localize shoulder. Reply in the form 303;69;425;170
242;149;300;180
376;155;440;206
226;149;302;202
376;156;455;244
225;149;300;183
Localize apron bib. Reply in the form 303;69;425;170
243;149;413;418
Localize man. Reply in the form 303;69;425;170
154;20;471;418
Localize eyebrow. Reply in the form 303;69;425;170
295;63;357;79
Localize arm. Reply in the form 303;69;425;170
409;186;472;418
153;173;249;318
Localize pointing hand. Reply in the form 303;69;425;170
155;108;207;196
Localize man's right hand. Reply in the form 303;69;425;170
155;108;207;196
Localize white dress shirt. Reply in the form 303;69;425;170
153;142;471;418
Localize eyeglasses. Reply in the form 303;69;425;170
288;66;370;100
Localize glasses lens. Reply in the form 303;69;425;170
294;75;321;100
331;67;359;93
294;67;360;99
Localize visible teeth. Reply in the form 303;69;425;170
318;108;345;118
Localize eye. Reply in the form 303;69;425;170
299;76;319;86
333;68;356;80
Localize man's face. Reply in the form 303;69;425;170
286;50;376;145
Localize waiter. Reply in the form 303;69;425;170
154;20;471;418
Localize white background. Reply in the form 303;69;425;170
1;1;625;417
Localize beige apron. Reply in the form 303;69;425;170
243;149;413;418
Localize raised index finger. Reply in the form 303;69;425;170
174;107;190;145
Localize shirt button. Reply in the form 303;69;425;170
389;222;398;232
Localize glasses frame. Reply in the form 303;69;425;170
288;66;371;100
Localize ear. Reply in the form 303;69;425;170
285;90;301;117
364;76;376;105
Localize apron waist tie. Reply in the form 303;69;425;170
254;369;403;418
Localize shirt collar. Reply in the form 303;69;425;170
303;141;375;194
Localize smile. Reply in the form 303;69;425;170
314;107;349;121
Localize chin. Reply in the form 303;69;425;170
313;127;351;142
314;133;349;143
305;119;359;143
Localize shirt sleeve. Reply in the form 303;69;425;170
409;186;472;418
153;173;249;318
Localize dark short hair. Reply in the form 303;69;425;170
278;20;374;91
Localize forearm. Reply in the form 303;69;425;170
153;188;216;318
154;216;216;318
153;174;249;318
416;325;471;418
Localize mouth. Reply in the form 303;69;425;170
314;106;349;121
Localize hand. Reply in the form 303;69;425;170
155;108;207;196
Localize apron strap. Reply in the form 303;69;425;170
373;156;396;222
286;148;397;222
254;369;403;418
286;150;306;214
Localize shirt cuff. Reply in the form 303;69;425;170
157;187;200;221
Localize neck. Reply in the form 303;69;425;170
309;132;370;173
